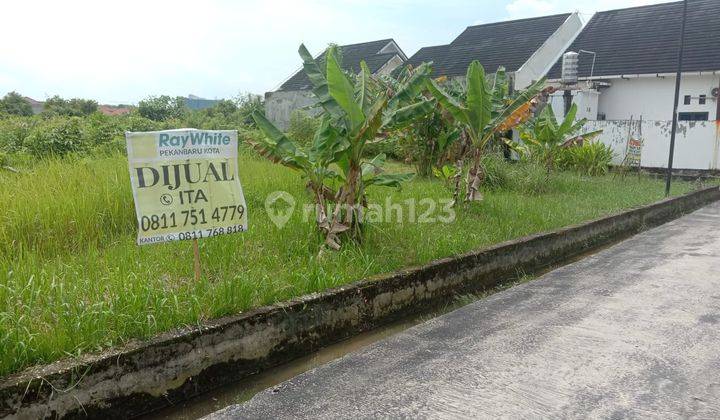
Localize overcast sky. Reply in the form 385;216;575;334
1;0;669;104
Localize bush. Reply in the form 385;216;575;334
557;141;615;176
25;117;86;156
0;116;37;152
286;110;319;146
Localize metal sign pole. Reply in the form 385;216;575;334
665;0;688;196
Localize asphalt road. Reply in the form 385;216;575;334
208;202;720;419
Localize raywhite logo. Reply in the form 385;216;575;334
265;191;296;228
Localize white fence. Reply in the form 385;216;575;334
583;120;720;171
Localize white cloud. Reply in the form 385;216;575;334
505;0;669;20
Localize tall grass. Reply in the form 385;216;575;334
0;151;699;376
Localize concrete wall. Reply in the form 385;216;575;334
583;119;720;170
264;90;318;131
514;12;583;89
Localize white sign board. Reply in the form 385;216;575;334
126;129;247;245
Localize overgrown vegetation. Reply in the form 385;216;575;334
0;150;698;376
0;45;704;378
0;94;264;158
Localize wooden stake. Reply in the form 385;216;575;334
192;238;201;281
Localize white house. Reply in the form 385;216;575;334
548;0;720;171
406;12;583;90
265;39;407;130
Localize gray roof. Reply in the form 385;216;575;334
277;39;403;91
548;0;720;78
407;13;571;76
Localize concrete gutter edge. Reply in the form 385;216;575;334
2;186;719;419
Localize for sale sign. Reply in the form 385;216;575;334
126;129;247;245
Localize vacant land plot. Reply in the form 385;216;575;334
0;150;698;376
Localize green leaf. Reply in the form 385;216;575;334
387;62;432;111
361;153;387;177
426;78;469;127
357;61;373;115
558;103;578;137
298;44;344;119
325;46;365;134
357;93;388;148
383;98;436;132
309;116;349;165
251;111;310;170
465;61;491;142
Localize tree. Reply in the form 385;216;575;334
43;95;98;116
252;44;434;250
137;95;187;121
0;92;33;116
427;62;547;204
518;103;602;172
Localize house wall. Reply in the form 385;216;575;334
547;73;720;170
264;90;318;131
583;119;720;170
514;12;583;89
597;74;719;121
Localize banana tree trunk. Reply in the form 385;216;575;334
465;148;484;202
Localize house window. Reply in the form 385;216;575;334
678;112;709;121
684;95;691;105
699;94;706;105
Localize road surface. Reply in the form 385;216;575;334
208;202;720;419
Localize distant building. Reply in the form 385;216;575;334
265;39;407;130
98;105;132;116
184;94;220;111
406;13;583;90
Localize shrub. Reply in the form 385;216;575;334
0;116;37;152
286;109;319;146
25;117;86;156
557;141;615;176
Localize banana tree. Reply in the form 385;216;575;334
253;44;435;249
519;103;602;172
427;61;546;203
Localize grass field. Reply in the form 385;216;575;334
0;149;700;376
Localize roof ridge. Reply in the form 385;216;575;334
464;12;571;30
337;38;394;49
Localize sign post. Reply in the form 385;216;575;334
126;129;247;279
